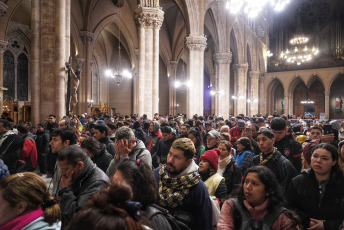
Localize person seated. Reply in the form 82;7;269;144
287;143;344;230
218;166;300;230
65;181;145;230
0;172;61;229
112;158;171;230
81;137;113;173
217;141;241;195
235;137;255;175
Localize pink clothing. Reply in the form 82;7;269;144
217;199;297;230
0;207;44;230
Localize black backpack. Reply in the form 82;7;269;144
231;198;286;230
145;204;191;230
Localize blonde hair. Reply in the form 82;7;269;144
0;172;61;225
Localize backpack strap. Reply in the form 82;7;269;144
261;206;287;227
136;148;146;160
145;205;163;220
230;198;251;229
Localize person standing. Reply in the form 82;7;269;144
35;123;50;177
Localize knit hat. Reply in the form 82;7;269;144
199;148;221;170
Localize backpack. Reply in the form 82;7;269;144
145;204;191;230
231;198;286;230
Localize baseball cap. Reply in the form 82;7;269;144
237;119;246;129
207;130;220;139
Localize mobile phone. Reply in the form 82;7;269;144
245;127;251;132
323;124;332;135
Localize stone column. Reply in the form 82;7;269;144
30;0;40;126
288;93;294;116
169;61;177;115
79;31;95;114
14;60;18;101
249;71;260;116
55;0;67;119
259;74;265;115
186;35;207;118
0;40;8;114
283;92;289;115
135;5;164;118
325;91;329;119
233;63;248;116
213;52;231;118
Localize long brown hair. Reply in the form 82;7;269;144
0;172;61;225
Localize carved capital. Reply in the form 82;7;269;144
233;63;249;73
213;52;232;64
0;40;8;54
76;57;86;70
186;35;207;52
79;31;95;45
0;2;8;17
134;8;164;29
249;71;260;79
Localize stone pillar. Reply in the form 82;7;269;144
233;63;248;116
186;35;207;118
288;93;294;116
213;52;231;118
283;94;289;115
259;74;265;115
14;60;18;101
325;91;329;119
169;61;177;115
0;40;8;114
135;5;164;118
249;71;260;116
0;2;8;17
55;0;67;119
30;0;40;126
79;31;95;114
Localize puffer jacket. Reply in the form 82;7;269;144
36;130;50;155
221;158;242;195
91;145;113;173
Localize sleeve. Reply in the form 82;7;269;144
106;158;122;178
292;141;303;173
286;178;310;228
194;184;213;230
217;199;235;230
215;179;228;202
20;139;32;161
1;136;23;174
139;150;152;168
230;164;242;195
241;152;254;175
281;159;297;196
272;212;299;230
42;133;50;153
106;143;116;157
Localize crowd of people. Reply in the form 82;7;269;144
0;112;344;229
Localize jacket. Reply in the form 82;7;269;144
0;159;9;179
235;150;254;175
58;157;109;228
19;132;38;171
204;173;227;199
152;134;176;168
98;136;115;157
21;217;60;230
145;121;162;153
106;140;152;178
0;131;24;174
221;158;242;195
36;130;50;155
274;134;302;173
287;168;344;230
153;162;212;230
92;145;113;173
252;149;297;195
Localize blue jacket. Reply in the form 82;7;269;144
153;166;212;230
0;159;9;179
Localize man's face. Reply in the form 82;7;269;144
206;135;219;148
37;126;44;133
166;147;191;175
251;126;258;137
0;122;8;135
93;129;106;141
169;119;174;124
205;125;212;132
180;126;189;136
58;160;83;182
220;128;229;134
257;134;275;154
58;120;66;128
48;116;56;124
162;132;173;141
310;129;322;141
271;129;286;141
257;122;265;128
50;136;69;154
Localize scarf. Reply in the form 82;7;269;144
158;165;201;208
0;130;14;148
218;155;232;176
0;208;44;230
259;148;277;165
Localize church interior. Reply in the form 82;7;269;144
0;0;344;125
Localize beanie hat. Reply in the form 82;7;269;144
199;148;221;170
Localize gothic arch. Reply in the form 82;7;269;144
266;78;284;115
184;0;203;35
229;22;244;64
288;76;306;95
306;74;324;89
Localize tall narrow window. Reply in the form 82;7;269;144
3;50;15;100
17;53;28;101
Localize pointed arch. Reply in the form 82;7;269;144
288;76;306;95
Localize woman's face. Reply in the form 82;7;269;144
236;142;244;152
198;159;210;171
311;148;336;178
188;133;197;144
218;144;230;158
243;172;268;207
0;190;18;226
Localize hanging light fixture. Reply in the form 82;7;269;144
105;7;132;86
175;58;191;91
226;0;291;18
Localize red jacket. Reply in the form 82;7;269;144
19;135;37;170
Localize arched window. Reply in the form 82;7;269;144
3;50;15;100
17;53;28;101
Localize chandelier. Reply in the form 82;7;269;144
175;60;190;91
226;0;291;18
280;35;319;65
105;8;132;86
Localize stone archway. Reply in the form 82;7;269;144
266;78;284;115
329;73;344;119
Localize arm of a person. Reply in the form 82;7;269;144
217;199;235;230
230;164;242;195
139;150;152;168
241;152;253;175
43;133;50;154
20;139;31;160
194;184;213;230
293;141;303;173
215;179;228;203
281;160;297;196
